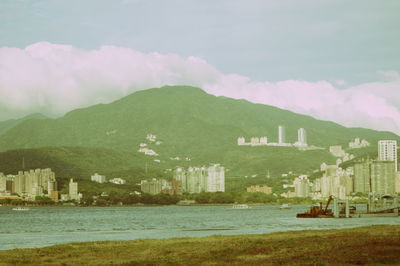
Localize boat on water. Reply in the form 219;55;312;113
232;204;250;209
279;203;291;209
296;196;334;218
12;207;30;211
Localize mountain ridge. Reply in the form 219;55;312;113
0;85;398;178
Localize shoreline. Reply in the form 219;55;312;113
0;225;399;265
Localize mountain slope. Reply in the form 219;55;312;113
0;86;398;177
0;113;48;135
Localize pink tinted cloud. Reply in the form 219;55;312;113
0;42;399;135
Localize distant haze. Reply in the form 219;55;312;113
0;42;399;135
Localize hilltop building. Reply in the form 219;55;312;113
349;138;370;149
296;128;307;146
278;125;285;144
329;146;346;157
378;140;398;172
109;178;126;185
237;126;311;149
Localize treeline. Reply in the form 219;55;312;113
0;192;317;206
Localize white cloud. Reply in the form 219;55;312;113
0;42;399;135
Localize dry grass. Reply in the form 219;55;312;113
1;225;400;265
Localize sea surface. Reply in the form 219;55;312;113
0;205;399;250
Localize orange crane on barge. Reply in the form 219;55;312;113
296;196;334;218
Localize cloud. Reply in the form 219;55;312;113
0;42;399;135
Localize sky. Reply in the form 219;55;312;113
0;0;399;134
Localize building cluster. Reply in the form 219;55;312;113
138;134;162;156
237;126;309;148
349;138;370;149
246;185;272;194
90;173;126;185
173;164;225;194
61;178;82;202
328;145;355;163
140;178;180;195
282;140;400;200
0;168;58;201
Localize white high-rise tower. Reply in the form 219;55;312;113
378;140;398;172
278;125;285;144
297;128;307;146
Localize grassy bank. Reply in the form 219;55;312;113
1;225;399;265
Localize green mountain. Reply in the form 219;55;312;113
0;113;47;135
0;86;398;178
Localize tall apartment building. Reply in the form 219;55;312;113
206;164;225;192
378;140;398;172
0;173;6;192
297;128;307;146
140;179;162;195
294;175;309;197
186;167;207;193
11;168;56;199
370;161;396;195
353;159;396;195
173;164;225;194
353;161;371;193
69;179;80;201
278;125;285;144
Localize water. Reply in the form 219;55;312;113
0;205;399;250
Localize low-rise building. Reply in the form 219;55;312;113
246;185;272;194
109;178;126;185
91;173;106;183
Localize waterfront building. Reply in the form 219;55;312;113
293;175;309;197
48;180;58;201
91;173;106;183
246;185;272;194
297;128;307;146
353;160;371;193
140;179;162;195
206;164;225;192
396;172;400;194
378;140;398;172
186;167;207;193
370;161;396;195
174;168;187;193
173;164;225;194
0;173;6;192
8;168;56;200
69;179;80;201
278;125;285;144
